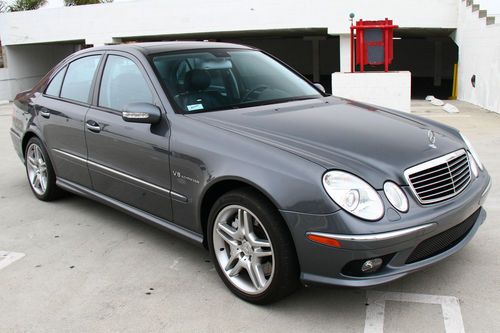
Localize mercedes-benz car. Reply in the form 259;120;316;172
10;42;491;304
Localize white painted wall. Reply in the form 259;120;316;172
331;71;412;112
2;44;78;99
478;0;500;15
454;0;500;114
0;0;458;46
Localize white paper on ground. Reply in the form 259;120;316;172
443;103;460;113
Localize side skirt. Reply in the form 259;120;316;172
56;177;204;246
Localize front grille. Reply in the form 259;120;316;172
405;150;471;204
406;208;481;264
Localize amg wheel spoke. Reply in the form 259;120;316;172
247;261;266;290
239;209;254;237
217;222;239;241
224;252;240;271
253;247;272;258
27;157;37;169
40;176;47;192
248;234;271;248
33;174;41;189
216;225;238;248
34;147;41;161
227;258;244;277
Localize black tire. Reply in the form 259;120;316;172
24;137;62;201
207;187;299;304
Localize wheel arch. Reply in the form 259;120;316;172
21;130;41;159
199;177;284;248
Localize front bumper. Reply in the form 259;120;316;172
281;172;491;288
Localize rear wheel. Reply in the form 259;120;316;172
208;188;299;304
25;137;62;201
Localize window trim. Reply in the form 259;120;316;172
43;65;67;98
42;53;104;107
96;53;155;113
59;54;103;105
91;51;160;115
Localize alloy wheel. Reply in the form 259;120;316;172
212;205;275;294
26;143;48;196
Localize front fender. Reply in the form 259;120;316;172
168;115;339;234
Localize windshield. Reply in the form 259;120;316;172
151;49;322;113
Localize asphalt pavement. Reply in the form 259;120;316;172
0;100;498;332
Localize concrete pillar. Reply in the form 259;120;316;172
304;36;324;83
312;39;320;82
339;34;351;73
433;40;443;87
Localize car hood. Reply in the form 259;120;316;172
187;97;465;188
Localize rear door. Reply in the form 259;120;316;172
36;53;102;188
85;52;173;221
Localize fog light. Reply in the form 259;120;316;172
361;258;383;273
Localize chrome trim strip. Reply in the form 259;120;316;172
307;223;436;242
88;159;172;196
52;148;188;202
52;148;87;164
404;149;471;204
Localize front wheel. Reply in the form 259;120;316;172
208;188;299;304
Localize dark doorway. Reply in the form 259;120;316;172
355;30;458;99
222;35;340;93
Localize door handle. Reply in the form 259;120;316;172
86;120;101;133
39;109;50;118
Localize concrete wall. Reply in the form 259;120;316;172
2;44;78;99
0;68;11;102
454;0;500;114
0;0;458;46
331;71;411;112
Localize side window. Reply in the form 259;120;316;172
45;67;66;97
99;55;153;111
60;55;101;103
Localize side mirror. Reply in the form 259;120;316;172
122;102;161;124
314;83;326;94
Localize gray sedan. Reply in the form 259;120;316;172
10;42;491;304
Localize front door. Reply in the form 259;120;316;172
85;53;173;221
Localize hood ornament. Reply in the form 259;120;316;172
427;130;437;149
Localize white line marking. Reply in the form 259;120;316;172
419;114;472;118
0;251;25;270
364;291;465;333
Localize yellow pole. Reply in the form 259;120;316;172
450;63;458;100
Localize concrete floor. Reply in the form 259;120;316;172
0;100;498;332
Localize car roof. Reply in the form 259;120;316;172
87;41;254;55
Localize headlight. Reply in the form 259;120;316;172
383;181;409;213
460;133;483;170
468;153;479;178
323;171;384;221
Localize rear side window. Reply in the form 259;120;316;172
60;55;101;103
45;67;66;97
98;55;153;111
